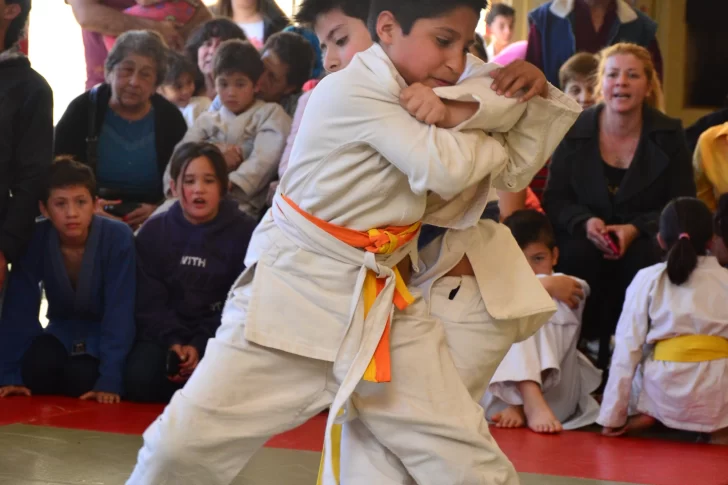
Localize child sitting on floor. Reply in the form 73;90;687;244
0;158;136;404
165;39;291;220
598;197;728;444
159;50;212;128
482;210;602;433
125;142;255;403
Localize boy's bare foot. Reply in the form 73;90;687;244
492;406;526;428
602;413;657;437
710;428;728;445
518;380;563;434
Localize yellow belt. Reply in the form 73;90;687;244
654;335;728;362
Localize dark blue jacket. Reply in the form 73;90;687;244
134;199;255;355
529;0;657;87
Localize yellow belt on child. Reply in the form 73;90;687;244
279;194;419;382
654;335;728;362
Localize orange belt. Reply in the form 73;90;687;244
279;194;420;382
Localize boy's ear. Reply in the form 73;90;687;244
376;10;399;46
485;24;492;37
38;200;49;219
169;179;179;198
3;3;21;22
656;233;666;251
552;246;560;268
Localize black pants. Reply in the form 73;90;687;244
21;334;100;397
124;341;182;403
556;235;660;368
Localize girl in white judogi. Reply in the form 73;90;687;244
127;5;580;485
479;210;601;434
598;197;728;444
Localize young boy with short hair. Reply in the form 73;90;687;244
485;3;515;60
127;1;580;483
481;210;602;434
165;39;291;221
0;158;136;404
159;50;212;128
558;52;599;109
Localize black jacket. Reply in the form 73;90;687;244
54;84;187;202
543;104;696;238
0;56;53;262
685;107;728;155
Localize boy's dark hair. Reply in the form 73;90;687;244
368;0;487;42
715;193;728;244
660;197;713;286
262;32;315;90
471;33;488;61
4;0;30;49
170;142;229;197
213;39;265;83
503;210;556;250
43;156;97;202
295;0;371;25
185;18;247;68
163;50;199;86
485;3;515;26
558;52;599;90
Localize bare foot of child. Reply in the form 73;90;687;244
518;380;563;434
603;413;657;437
492;406;526;428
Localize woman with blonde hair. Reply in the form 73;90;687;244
543;42;695;371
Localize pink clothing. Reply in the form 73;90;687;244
103;0;197;51
80;0;135;90
491;40;528;66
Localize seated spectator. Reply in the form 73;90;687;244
283;25;324;80
125;143;255;403
102;0;212;51
482;210;601;434
165;40;291;220
530;52;600;202
0;0;53;293
543;43;695;370
0;158;136;404
693;121;728;212
210;31;315;117
598;197;728;445
185;18;247;99
686;107;728;155
54;30;188;231
215;0;290;50
67;0;211;89
526;0;663;87
485;3;515;60
159;50;212;128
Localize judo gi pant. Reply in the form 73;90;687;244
127;279;504;485
339;276;523;485
22;334;100;398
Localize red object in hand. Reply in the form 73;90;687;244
605;232;620;255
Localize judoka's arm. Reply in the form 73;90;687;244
96;228;137;395
229;105;292;197
597;270;653;429
0;252;43;387
135;225;191;349
436;60;582;192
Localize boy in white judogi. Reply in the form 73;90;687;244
127;2;579;484
162;40;291;221
480;210;601;433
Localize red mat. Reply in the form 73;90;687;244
2;396;728;485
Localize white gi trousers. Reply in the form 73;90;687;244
126;275;512;485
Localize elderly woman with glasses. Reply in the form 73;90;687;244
55;30;188;230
